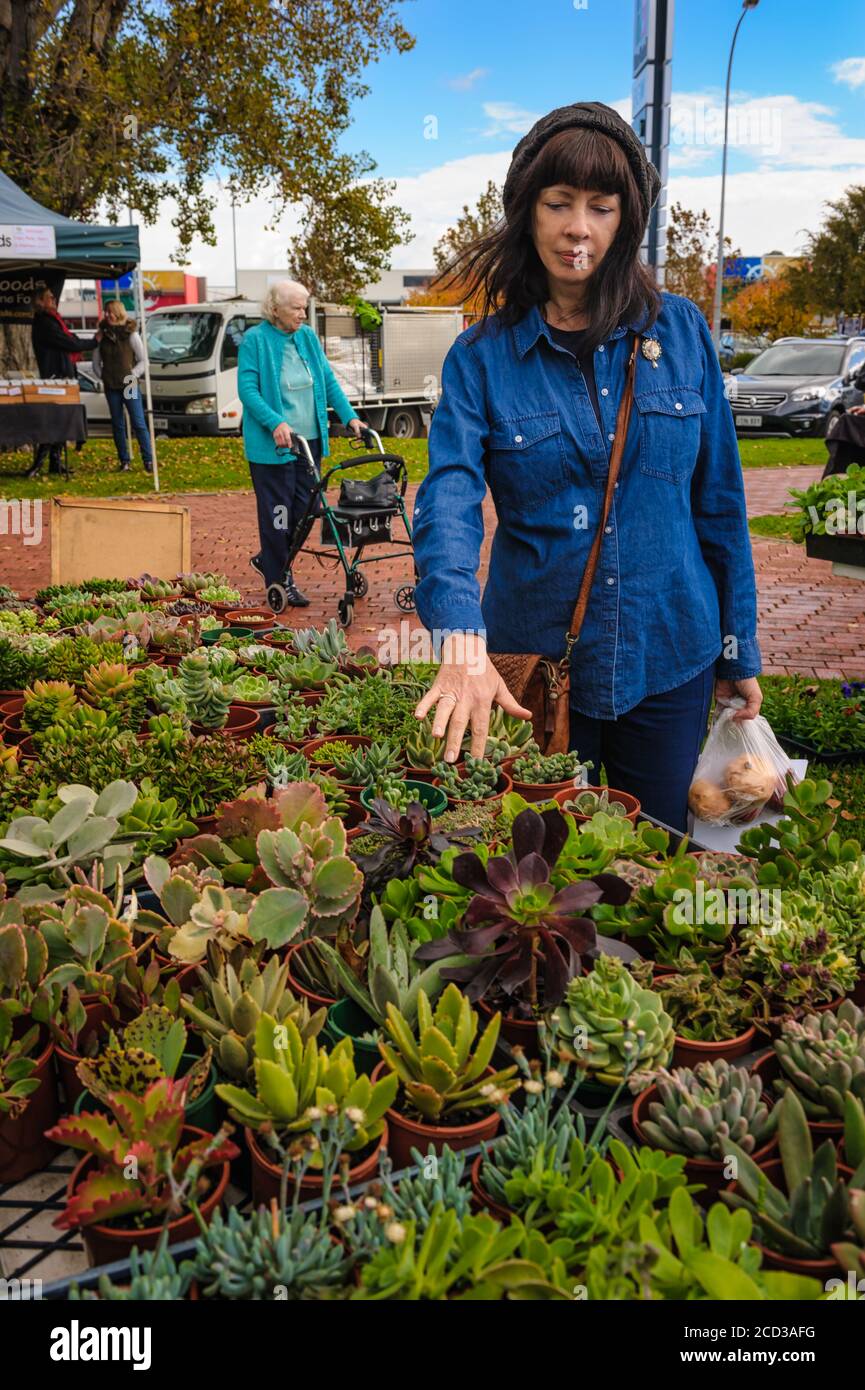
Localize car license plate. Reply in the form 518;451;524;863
153;416;169;431
737;415;762;427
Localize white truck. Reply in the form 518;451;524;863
138;297;462;440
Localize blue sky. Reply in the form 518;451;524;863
137;0;865;283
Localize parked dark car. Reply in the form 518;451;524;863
723;336;865;438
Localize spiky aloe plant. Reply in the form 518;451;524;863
329;740;403;787
722;1088;865;1261
637;1059;777;1160
378;984;519;1121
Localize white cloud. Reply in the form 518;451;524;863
478;101;541;138
832;57;865;90
447;67;489;92
130;89;865;282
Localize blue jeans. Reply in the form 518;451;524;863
105;384;153;466
568;665;715;832
249;437;322;586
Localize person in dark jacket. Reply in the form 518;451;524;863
91;299;153;473
28;286;92;478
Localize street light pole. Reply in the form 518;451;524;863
711;0;760;353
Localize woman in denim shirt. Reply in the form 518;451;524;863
413;103;762;831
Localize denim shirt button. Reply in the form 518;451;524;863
606;577;615;585
675;402;683;410
598;345;605;353
514;434;523;443
607;432;615;441
601;387;609;396
605;525;612;534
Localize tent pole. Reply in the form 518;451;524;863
133;264;159;492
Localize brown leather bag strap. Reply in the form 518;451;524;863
562;332;641;660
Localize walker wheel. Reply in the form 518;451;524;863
395;585;416;612
266;584;288;615
349;569;369;598
337;597;354;628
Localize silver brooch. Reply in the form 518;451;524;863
641;337;662;369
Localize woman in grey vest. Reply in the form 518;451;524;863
91;300;153;473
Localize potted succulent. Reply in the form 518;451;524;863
722;1087;865;1276
215;1012;397;1202
642;954;758;1067
631;1059;778;1199
0;1001;58;1185
434;754;512;807
554;785;641;824
46;1076;237;1266
413;806;632;1048
751;1000;865;1138
509;744;593;803
550;954;674;1099
73;1003;218;1131
373;984;519;1168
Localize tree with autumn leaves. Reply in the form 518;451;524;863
0;0;414;284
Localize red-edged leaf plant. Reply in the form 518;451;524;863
414;806;632;1019
45;1075;238;1232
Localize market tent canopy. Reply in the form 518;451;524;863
0;169;139;276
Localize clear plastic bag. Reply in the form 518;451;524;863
688;697;798;826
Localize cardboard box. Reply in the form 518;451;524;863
51;499;190;585
0;380;24;404
22;378;81;405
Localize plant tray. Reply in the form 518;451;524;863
777;734;865;766
805;532;865;568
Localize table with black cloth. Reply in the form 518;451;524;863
0;401;87;477
823;412;865;478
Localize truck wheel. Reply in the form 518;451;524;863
385;407;421;440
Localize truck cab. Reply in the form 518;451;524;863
145;299;262;435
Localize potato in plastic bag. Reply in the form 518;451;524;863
688;697;796;826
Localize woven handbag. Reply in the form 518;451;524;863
488;333;641;753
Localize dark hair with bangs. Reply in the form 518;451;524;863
432;127;661;357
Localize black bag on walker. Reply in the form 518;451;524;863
338;473;397;509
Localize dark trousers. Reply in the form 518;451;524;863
568;664;715;833
249;437;322;586
105;384;153;466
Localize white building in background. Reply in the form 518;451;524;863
232;267;436;307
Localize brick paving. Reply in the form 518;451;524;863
1;464;862;676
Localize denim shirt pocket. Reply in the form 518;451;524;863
487;410;569;515
634;386;707;483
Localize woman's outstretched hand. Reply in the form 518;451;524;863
413;632;533;762
714;676;763;721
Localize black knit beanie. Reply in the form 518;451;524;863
502;101;661;225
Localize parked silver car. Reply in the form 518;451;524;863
724;336;865;438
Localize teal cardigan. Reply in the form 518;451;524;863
238;319;359;464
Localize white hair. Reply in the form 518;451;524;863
261;279;310;325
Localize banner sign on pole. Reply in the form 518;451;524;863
0;225;57;258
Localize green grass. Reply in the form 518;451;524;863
737;438;826;469
0;433;826;501
0;435;431;501
748;513;797;540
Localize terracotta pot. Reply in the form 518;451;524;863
231;698;277;732
142;591;182;604
284;940;338;1010
223;608;277;629
762;996;841;1042
631;1083;778;1202
304;734;372;767
371;1060;502;1170
435;770;513;810
343;798;370;841
295;690;325;707
470;1153;514;1223
191;704;260;740
16;735;35;759
725;1157;852;1276
245;1123;386;1205
193;813;218;835
850;976;865;1008
54;999;115;1108
404;766;437;784
67;1124;230;1268
477;998;540;1058
671;1026;758;1071
509;776;586;805
750;1049;843;1137
0;695;24;718
0;1029;59;1184
2;711;24;743
552;785;641;825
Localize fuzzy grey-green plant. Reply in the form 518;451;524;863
638;1059;777;1160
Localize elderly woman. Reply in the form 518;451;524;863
412;102;763;832
238;279;364;612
